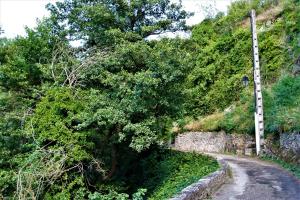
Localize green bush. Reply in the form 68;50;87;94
264;75;300;133
199;75;300;135
140;150;219;200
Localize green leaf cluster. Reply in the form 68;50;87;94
143;151;219;200
46;0;192;46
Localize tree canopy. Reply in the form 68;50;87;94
0;0;193;198
47;0;191;46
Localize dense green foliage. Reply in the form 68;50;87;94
184;0;300;136
143;151;218;199
185;75;300;135
209;75;300;135
185;0;292;116
0;0;299;199
0;0;201;199
46;0;191;47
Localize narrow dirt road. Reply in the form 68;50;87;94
210;154;300;200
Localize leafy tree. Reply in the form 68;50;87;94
46;0;191;46
0;0;192;197
20;38;191;198
0;19;69;198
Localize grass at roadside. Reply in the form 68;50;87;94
184;113;225;132
261;155;300;179
143;150;219;200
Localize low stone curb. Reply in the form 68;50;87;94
169;160;230;200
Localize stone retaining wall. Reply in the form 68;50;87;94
169;160;230;200
174;132;227;153
174;132;255;156
265;132;300;165
280;132;300;154
174;131;300;163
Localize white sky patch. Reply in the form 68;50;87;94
0;0;234;39
0;0;59;38
182;0;234;26
149;0;234;40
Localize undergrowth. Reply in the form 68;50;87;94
184;0;300;136
142;150;219;200
185;75;300;135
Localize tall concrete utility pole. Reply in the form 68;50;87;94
250;10;264;155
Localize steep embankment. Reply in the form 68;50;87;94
183;0;300;136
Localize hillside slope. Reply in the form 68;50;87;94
182;0;300;135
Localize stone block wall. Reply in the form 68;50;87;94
174;132;227;153
280;133;300;154
174;132;255;155
265;132;300;165
175;131;300;163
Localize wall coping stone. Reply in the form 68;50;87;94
169;160;230;200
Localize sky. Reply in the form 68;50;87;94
0;0;234;39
